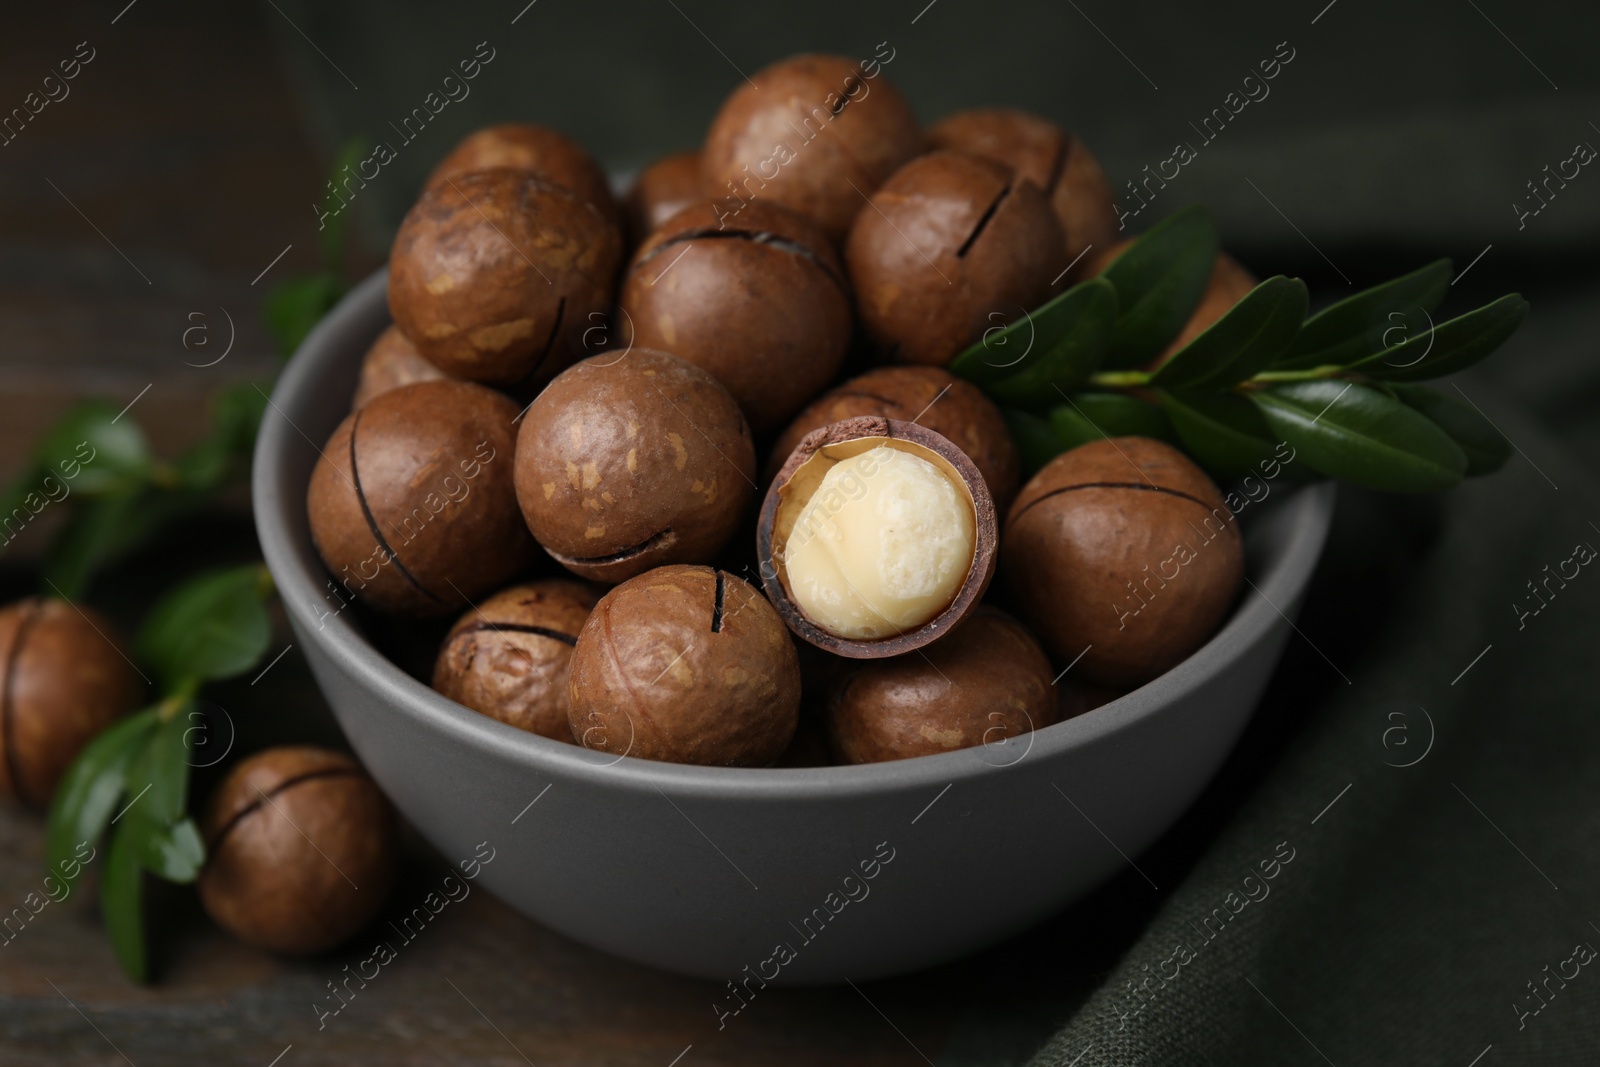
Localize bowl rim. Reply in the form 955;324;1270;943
253;268;1337;802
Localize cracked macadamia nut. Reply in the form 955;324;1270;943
826;608;1056;764
388;168;623;388
625;150;703;240
702;53;924;241
1002;436;1244;687
619;199;852;434
929;108;1117;284
514;349;756;583
787;448;971;638
198;746;397;955
846;150;1062;367
426;123;623;231
768;366;1020;511
351;324;448;410
567;565;800;766
432;579;601;742
0;598;135;808
759;417;997;658
308;379;536;616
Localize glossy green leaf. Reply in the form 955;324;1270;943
1251;381;1467;492
124;706;193;830
1049;393;1175;451
1351;294;1529;382
1096;206;1220;370
102;822;148;982
1159;390;1286;480
1150;276;1308;388
1001;408;1065;475
1389;383;1513;476
134;816;204;883
34;401;153;496
1276;259;1453;369
265;273;344;359
137;566;272;688
46;709;159;890
952;280;1117;401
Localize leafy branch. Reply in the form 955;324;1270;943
47;565;275;981
951;206;1528;492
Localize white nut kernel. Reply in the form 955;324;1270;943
783;446;974;639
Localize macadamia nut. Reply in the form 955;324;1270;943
783;446;975;640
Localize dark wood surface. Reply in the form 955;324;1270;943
0;5;1114;1063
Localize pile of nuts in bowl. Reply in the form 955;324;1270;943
306;52;1247;769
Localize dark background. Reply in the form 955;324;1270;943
0;1;1597;1064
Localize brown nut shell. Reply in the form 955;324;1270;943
197;746;397;955
766;366;1020;512
567;565;800;766
702;54;924;241
432;579;601;742
929;108;1117;284
351;324;448;410
625;150;703;241
308;379;536;616
758;416;998;659
425;123;624;232
388;168;623;388
0;598;135;808
513;349;756;583
845;150;1062;367
1002;436;1244;688
619;199;852;434
826;607;1056;764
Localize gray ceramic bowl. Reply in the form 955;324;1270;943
253;269;1335;984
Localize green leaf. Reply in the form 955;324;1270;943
1049;393;1175;451
265;273;344;358
980;281;1119;410
118;707;203;883
137;566;272;688
1276;259;1453;370
34;401;153;496
1150;276;1308;388
317;138;368;269
1002;408;1065;475
46;709;160;890
1351;294;1529;382
102;822;148;982
1159;390;1286;480
124;706;193;830
951;279;1117;390
1389;383;1513;476
1251;381;1467;492
135;816;204;883
1096;206;1220;370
